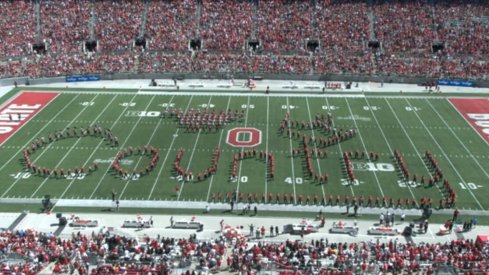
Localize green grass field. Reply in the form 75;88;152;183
0;88;488;212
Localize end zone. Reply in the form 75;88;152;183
448;98;489;144
0;91;59;145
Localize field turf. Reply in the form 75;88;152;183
0;89;488;212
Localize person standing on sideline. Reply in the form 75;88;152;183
452;208;459;222
170;216;174;228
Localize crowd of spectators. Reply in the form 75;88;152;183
94;0;144;52
435;0;489;57
139;51;192;74
40;0;91;55
0;227;487;274
0;0;36;58
372;0;435;54
200;0;253;51
376;53;441;78
146;0;197;52
314;53;374;75
233;237;489;274
20;52;137;79
0;0;488;80
315;0;370;54
256;0;312;54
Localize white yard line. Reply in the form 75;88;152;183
264;96;270;203
51;95;120;202
118;95;176;199
2;94;98;198
31;94;117;198
446;99;489;146
404;98;485;210
4;94;101;198
115;95;158;199
305;98;326;200
0;94;81;172
147;95;195;200
285;97;297;204
64;90;366;98
138;90;366;98
324;97;355;197
0;92;61;148
383;99;446;200
429;99;489;180
177;96;214;200
344;98;385;197
363;97;418;202
235;96;252;202
88;95;156;199
205;96;232;201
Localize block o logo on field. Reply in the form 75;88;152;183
226;127;262;147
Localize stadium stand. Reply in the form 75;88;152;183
0;227;487;274
200;0;253;51
2;1;489;274
435;0;489;56
146;0;197;52
0;0;489;80
0;0;36;58
40;0;91;55
94;0;144;52
372;0;435;54
316;0;370;54
256;0;312;54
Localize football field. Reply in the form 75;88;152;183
0;88;488;212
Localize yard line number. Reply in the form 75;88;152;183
459;182;482;190
284;177;303;184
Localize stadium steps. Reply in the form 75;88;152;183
370;54;377;75
53;223;66;237
310;0;317;32
251;0;259;39
35;0;41;41
89;0;96;40
138;0;149;39
367;11;376;41
196;0;202;38
309;53;314;75
430;0;440;42
7;210;28;232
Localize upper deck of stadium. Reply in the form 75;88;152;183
0;0;488;80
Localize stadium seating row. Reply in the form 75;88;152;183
1;1;489;80
0;228;487;274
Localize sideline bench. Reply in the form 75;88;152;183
172;221;203;230
70;219;98;227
